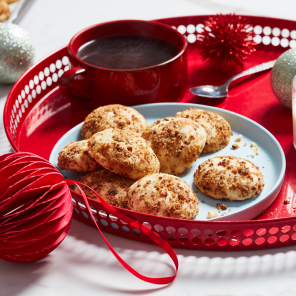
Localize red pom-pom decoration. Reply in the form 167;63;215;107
0;152;72;262
197;14;256;70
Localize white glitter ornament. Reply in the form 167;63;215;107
270;48;296;109
0;23;35;84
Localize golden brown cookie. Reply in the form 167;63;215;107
81;104;147;139
5;0;19;4
128;173;199;219
175;108;232;153
142;117;206;175
88;128;160;180
74;169;134;209
194;156;264;201
57;140;101;172
0;1;10;22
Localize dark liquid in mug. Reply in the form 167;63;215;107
77;35;179;69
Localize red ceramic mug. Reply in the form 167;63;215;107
58;20;187;109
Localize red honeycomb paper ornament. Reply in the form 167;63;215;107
197;13;256;71
0;152;72;262
0;152;178;285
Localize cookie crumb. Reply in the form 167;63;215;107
217;203;227;211
250;142;257;147
235;134;243;142
247;152;255;158
284;199;290;204
232;143;240;149
270;212;273;215
202;200;204;203
207;211;219;218
244;142;247;146
293;203;296;209
252;147;259;155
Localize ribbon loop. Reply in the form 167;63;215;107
67;180;178;285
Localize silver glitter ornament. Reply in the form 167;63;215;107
270;48;296;109
0;23;35;84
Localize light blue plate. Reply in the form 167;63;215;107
50;103;286;221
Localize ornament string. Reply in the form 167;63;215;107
66;180;179;285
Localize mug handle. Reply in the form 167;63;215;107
58;66;89;101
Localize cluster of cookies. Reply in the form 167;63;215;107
0;0;19;22
57;104;264;220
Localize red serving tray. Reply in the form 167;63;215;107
4;15;296;251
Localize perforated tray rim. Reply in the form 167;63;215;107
4;15;296;251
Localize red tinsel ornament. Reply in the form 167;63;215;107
197;14;256;71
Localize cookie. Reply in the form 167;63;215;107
142;117;206;175
128;173;199;219
194;156;264;201
88;128;160;180
175;108;232;153
57;140;101;172
81;104;147;139
5;0;19;4
74;169;134;209
0;1;10;22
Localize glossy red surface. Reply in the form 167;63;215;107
5;15;296;250
59;20;188;109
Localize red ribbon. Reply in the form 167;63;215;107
66;180;178;285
